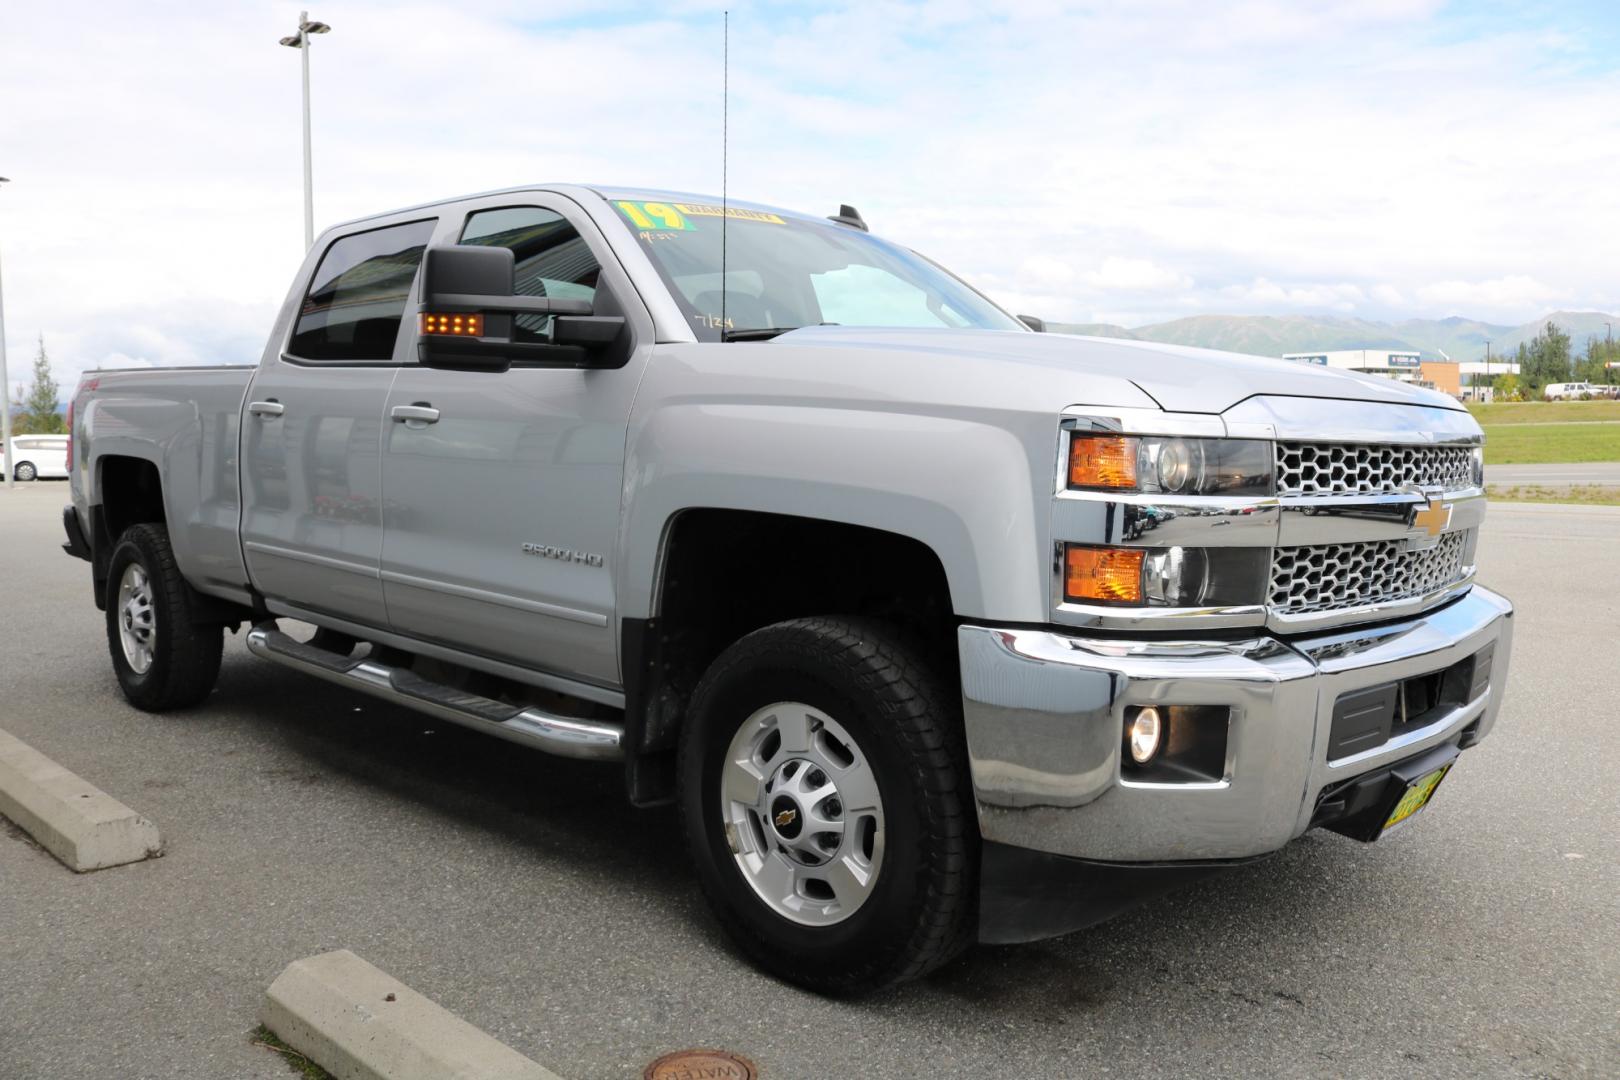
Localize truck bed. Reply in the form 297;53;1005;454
72;365;257;604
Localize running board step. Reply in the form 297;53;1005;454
245;625;624;762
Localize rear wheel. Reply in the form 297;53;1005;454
105;524;224;711
678;617;975;994
13;461;36;482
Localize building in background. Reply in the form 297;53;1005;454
1282;349;1424;381
1281;348;1519;401
1420;360;1460;395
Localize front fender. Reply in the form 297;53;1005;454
618;401;1047;622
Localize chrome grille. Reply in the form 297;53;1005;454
1269;531;1470;614
1275;442;1475;497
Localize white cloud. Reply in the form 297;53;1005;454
0;0;1617;387
1222;279;1367;311
1082;257;1193;292
1416;276;1564;315
1016;255;1078;290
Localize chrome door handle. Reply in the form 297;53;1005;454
248;400;284;418
390;404;440;424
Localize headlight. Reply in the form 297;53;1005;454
1065;544;1268;607
1068;433;1273;496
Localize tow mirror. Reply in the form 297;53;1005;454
416;245;626;371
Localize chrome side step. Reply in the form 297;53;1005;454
245;625;624;762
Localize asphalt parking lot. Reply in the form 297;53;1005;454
1486;462;1620;486
1;481;1615;1080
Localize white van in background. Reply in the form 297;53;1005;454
1544;382;1598;400
2;434;70;481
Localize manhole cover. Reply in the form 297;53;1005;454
643;1048;758;1080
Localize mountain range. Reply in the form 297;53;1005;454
1046;310;1619;361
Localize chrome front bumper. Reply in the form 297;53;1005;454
959;584;1513;863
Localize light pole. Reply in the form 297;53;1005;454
0;176;12;491
280;12;331;251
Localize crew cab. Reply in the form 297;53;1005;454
63;185;1513;993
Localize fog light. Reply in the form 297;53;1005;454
1127;706;1163;764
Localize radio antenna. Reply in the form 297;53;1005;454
721;9;729;341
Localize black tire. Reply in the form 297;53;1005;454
105;523;224;711
678;617;975;995
14;461;36;482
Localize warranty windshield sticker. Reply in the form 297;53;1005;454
677;203;786;224
615;200;787;230
617;201;695;230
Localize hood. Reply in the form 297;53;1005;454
763;327;1464;416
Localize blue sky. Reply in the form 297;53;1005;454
1;1;1617;385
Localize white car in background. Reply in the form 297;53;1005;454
1544;382;1598;400
2;434;70;481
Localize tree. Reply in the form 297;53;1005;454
1519;321;1572;394
1580;334;1620;385
1491;372;1522;401
14;334;64;435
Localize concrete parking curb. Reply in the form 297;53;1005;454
0;727;163;872
261;950;565;1080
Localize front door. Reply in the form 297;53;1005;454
379;199;645;688
240;217;436;627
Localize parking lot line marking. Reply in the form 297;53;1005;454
261;949;566;1080
0;727;163;872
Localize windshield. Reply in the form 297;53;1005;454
609;197;1024;342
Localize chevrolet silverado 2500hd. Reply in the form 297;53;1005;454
63;186;1513;993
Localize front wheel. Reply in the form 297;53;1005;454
678;617;975;994
105;524;224;711
13;461;36;482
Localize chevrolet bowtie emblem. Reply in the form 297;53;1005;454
774;808;798;828
1411;496;1452;538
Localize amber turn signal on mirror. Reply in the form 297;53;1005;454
420;312;484;336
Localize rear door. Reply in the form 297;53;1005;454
378;196;649;688
239;217;436;627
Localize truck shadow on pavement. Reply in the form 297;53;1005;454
200;646;1451;1020
204;651;700;904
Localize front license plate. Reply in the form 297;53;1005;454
1381;764;1452;834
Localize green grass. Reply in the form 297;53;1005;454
1479;422;1620;464
1487;484;1620;506
1467;400;1620;425
252;1026;334;1080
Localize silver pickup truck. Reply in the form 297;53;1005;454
63;185;1513;993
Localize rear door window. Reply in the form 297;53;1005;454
289;219;437;362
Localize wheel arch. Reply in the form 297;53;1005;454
87;455;167;609
621;508;962;806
